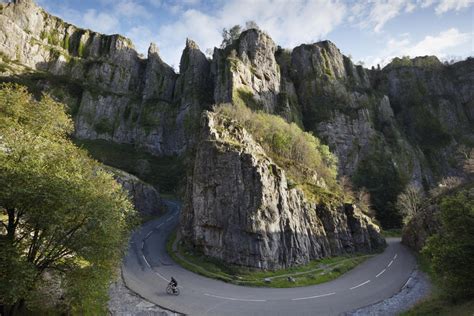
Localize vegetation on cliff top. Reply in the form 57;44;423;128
215;103;339;192
214;103;378;212
0;84;137;314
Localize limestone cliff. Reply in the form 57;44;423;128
107;167;165;217
1;0;473;240
181;112;385;269
0;0;210;155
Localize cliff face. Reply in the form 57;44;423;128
181;112;385;269
2;0;473;266
0;0;210;155
2;1;471;184
108;167;165;217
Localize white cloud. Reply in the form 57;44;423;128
355;0;415;33
434;0;473;14
353;0;473;33
115;0;151;19
148;0;162;8
150;0;347;68
83;9;119;34
363;28;471;67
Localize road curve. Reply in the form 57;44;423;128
122;201;417;316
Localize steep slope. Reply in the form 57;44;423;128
210;29;473;227
1;0;472;233
181;112;385;269
0;0;210;155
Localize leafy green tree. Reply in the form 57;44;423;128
0;84;136;315
221;25;242;48
423;189;474;300
352;149;407;228
245;20;259;30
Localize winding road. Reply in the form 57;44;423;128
122;201;417;315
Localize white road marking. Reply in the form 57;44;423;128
350;280;370;290
376;269;386;278
145;231;153;239
141;241;145;250
153;270;169;282
204;293;266;302
291;292;336;301
142;254;151;268
402;277;412;289
155;223;163;229
166;217;172;222
394;254;398;260
388;260;393;268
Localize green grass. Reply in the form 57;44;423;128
74;139;185;195
381;228;402;238
166;232;372;288
402;252;474;315
401;297;474;316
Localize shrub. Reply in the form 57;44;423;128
214;103;339;193
423;189;474;300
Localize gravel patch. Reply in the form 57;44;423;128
108;272;180;316
345;269;431;316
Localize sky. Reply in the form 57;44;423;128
33;0;473;70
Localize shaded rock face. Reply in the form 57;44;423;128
181;112;385;269
110;168;165;217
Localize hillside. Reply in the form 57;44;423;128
1;0;472;257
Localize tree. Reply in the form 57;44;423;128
397;184;426;224
221;24;242;48
0;84;136;314
352;150;408;228
245;20;259;30
423;189;474;300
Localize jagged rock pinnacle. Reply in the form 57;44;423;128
185;38;199;50
13;0;35;5
148;42;159;55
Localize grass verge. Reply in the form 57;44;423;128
401;296;474;316
381;228;402;238
166;232;372;288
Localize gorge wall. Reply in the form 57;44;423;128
1;0;473;266
181;112;385;269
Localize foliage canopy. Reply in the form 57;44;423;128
423;188;474;301
0;84;136;314
214;103;339;200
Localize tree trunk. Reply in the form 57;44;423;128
6;208;16;241
7;298;25;316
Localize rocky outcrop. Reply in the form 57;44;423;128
1;0;472;235
212;29;281;112
108;167;165;217
401;205;440;252
181;112;385;269
0;0;209;156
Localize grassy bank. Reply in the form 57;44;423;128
401;253;474;315
381;228;402;238
166;232;372;288
402;297;474;316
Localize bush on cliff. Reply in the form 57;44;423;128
215;103;339;196
0;84;137;315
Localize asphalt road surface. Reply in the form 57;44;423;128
122;201;416;316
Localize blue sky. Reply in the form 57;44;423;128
34;0;473;70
